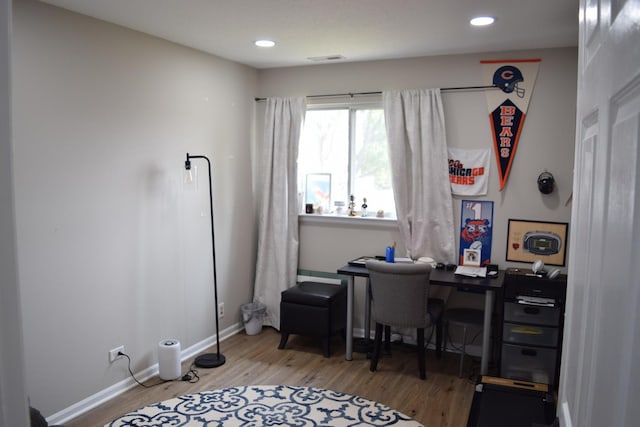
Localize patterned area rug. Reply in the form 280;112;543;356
106;385;423;426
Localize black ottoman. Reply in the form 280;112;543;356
278;281;347;357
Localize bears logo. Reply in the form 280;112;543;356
461;218;491;242
493;65;525;98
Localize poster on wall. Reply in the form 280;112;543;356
482;58;540;191
459;200;494;266
448;148;491;196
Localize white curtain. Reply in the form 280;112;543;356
383;89;456;265
253;97;306;329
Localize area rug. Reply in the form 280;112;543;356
105;385;423;426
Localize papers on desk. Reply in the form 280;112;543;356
347;256;414;266
454;266;487;278
348;256;384;266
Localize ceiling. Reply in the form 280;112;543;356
40;0;579;69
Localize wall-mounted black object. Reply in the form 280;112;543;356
184;153;226;369
537;171;555;194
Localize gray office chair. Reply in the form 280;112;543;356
443;307;484;378
366;260;437;380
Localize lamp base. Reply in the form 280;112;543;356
194;353;226;368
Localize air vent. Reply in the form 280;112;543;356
307;55;345;62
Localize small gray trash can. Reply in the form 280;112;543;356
241;302;266;335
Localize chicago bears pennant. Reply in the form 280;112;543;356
482;59;540;191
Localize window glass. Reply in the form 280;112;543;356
298;106;395;218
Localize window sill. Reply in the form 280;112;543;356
299;213;398;229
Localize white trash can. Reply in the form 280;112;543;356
241;302;266;335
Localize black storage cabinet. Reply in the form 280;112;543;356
500;268;567;388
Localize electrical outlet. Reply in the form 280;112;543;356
218;302;224;318
109;345;124;363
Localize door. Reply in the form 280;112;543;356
558;1;640;426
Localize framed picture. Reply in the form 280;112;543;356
463;248;481;266
506;219;568;266
305;173;331;210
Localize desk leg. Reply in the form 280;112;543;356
481;289;495;375
364;278;371;342
346;275;354;361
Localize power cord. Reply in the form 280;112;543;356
181;365;200;383
117;351;200;388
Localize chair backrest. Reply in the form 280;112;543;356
365;260;432;328
415;257;452;304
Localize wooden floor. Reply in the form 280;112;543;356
66;327;480;427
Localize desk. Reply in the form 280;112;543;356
337;264;504;375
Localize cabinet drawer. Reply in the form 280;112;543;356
504;302;560;326
501;343;558;386
504;270;567;302
503;322;558;347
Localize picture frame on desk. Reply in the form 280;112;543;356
463;248;481;266
506;219;568;266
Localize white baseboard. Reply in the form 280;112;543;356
47;322;244;426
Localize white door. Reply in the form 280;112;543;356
558;1;640;426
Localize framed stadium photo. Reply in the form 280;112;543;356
506;219;568;266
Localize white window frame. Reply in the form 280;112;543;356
298;96;397;226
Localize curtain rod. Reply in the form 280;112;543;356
254;85;497;102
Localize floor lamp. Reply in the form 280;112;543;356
184;152;226;368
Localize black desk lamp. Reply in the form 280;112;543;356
184;153;226;368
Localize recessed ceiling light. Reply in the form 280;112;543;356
470;16;495;26
255;39;275;48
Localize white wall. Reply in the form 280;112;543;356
12;0;258;418
258;47;577;315
1;0;30;425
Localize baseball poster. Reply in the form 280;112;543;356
459;200;494;266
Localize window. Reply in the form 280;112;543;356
298;105;395;218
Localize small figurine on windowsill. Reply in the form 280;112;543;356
361;198;368;217
348;194;356;216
